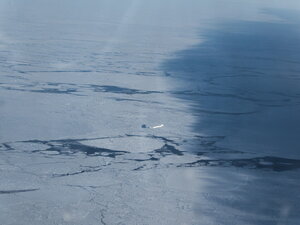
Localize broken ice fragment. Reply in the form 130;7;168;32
151;124;164;129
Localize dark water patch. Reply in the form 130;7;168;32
66;143;127;157
34;142;128;158
1;143;14;150
132;164;159;172
0;85;80;95
164;72;172;77
135;71;157;76
113;98;149;103
0;188;39;194
21;138;128;158
149;135;180;146
195;108;260;116
162;17;300;158
14;135;181;158
192;135;232;153
133;165;146;171
154;144;183;156
179;156;300;171
0;81;163;96
52;167;102;178
129;156;160;162
89;85;162;95
111;97;162;105
31;88;78;94
195;149;246;157
171;90;293;107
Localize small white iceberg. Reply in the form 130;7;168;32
151;124;164;129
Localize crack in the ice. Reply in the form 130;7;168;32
0;188;39;194
52;167;102;178
178;156;300;171
154;144;183;156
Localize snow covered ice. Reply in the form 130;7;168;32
0;1;300;224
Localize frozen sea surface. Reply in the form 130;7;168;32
0;1;300;225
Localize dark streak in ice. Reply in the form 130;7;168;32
33;141;128;158
195;108;260;116
1;143;14;150
154;144;183;156
52;167;102;178
18;138;128;157
0;189;39;194
179;156;300;171
0;82;162;96
90;85;162;95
